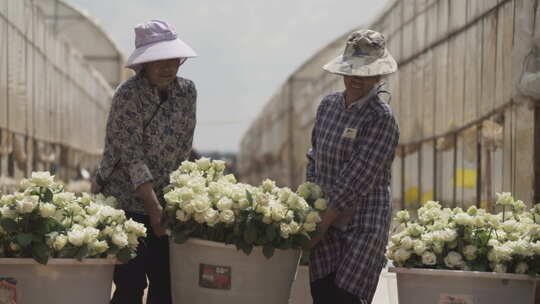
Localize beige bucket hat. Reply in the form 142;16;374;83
323;29;397;77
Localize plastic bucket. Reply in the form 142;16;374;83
389;267;537;304
0;258;116;304
170;238;301;304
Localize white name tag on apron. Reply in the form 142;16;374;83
342;128;358;139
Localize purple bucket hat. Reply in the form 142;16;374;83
125;20;197;69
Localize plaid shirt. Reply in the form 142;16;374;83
97;72;197;215
307;89;399;301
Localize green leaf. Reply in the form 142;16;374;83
293;233;311;249
117;247;137;263
75;245;89;261
40;188;54;203
246;190;254;204
266;225;277;242
243;226;258;244
263;245;275;259
16;233;34;247
0;218;18;233
31;242;50;265
241;243;253;256
173;230;189;244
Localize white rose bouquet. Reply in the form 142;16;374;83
387;193;540;275
0;172;146;264
164;158;327;258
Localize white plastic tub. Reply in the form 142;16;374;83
0;258;116;304
170;238;301;304
389;267;537;304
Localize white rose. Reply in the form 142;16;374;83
39;203;56;218
286;195;299;208
270;204;287;222
216;197;234;211
394;248;411;263
112;231;128;248
53;192;76;206
262;215;273;224
179;161;198;173
296;183;311;199
400;236;414;250
396;210;410;223
238;199;250;210
463;245;478;261
127;234;139;247
310;184;323;200
194;212;206;224
303;222;317;232
68;229;86;247
492;263;507;273
280;223;292;239
211;160;225;172
221;174;236;184
16;196;39;214
444;251;465;269
9;242;20;251
406;223;425;238
413;240;426;255
306;211;322;224
453;213;472;226
203;209;219;226
515;262;529;274
53;235;68;251
289;221;300;234
124;219;147;236
0;207;16;219
219;210;235;224
261;179;276;193
421;251;437;265
285;210;294;221
314;199;327;211
176;210;191;222
91;240;109;254
193;197;211;213
278;188;293;202
196;157;212;171
495;192;514;206
30;171;55;188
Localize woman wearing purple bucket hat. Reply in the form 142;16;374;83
306;29;400;304
91;20;197;304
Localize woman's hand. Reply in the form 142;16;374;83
149;206;167;238
308;207;340;249
137;182;168;238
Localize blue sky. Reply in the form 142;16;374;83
66;0;389;152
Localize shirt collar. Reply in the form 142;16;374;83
342;83;383;110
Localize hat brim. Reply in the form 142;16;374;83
323;50;398;77
126;38;198;69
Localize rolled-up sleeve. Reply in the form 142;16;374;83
329;113;399;211
102;87;153;191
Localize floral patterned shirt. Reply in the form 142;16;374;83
97;72;197;215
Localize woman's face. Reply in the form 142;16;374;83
143;58;183;88
343;75;381;92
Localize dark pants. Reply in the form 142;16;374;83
110;212;172;304
310;273;363;304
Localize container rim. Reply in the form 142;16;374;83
388;267;537;281
0;258;119;265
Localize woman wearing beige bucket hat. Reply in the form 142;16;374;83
306;29;400;304
91;20;197;304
